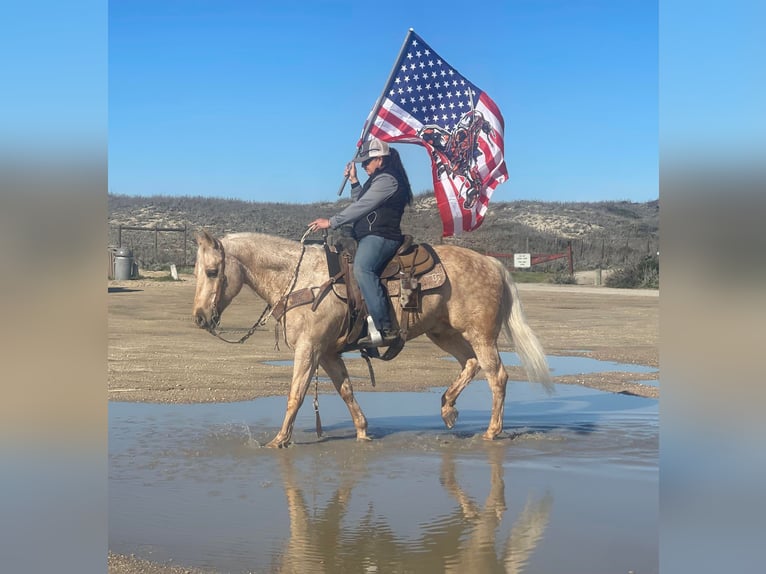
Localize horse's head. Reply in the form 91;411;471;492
192;229;237;331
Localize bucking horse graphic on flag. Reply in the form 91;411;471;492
417;109;495;210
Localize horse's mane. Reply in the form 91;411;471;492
221;232;300;250
219;232;316;281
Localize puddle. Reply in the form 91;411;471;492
267;353;660;388
502;352;658;379
110;382;658;573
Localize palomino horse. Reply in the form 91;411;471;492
192;229;552;447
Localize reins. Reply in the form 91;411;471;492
205;303;272;344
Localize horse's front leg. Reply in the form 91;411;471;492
319;353;370;441
266;343;318;448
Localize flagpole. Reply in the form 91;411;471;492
337;28;415;196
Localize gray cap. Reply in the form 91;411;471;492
352;137;390;163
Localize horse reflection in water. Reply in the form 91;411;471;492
192;230;552;447
273;446;552;573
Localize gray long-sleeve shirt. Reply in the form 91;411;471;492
328;173;399;229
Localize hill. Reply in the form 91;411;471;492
108;192;659;272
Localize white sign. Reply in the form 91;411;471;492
513;253;531;268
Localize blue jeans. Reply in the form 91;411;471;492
353;234;401;332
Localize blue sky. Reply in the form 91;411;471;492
108;0;658;203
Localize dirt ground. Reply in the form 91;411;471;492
108;272;658;573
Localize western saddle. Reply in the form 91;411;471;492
272;234;446;361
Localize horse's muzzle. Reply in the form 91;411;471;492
193;309;219;330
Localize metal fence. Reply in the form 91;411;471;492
108;224;190;269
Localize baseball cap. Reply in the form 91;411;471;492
352;137;390;163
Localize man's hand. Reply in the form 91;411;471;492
344;162;358;185
308;218;330;232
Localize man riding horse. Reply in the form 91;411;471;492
308;138;414;349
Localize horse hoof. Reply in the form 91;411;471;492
356;434;372;442
265;438;289;448
481;432;498;441
442;407;459;429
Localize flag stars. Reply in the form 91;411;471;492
386;36;485;131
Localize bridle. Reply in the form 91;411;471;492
202;227;314;345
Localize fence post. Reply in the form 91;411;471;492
118;224;122;248
567;241;573;275
183;225;188;267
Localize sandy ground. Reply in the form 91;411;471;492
108;272;658;573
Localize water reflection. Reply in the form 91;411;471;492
109;385;657;573
272;445;551;573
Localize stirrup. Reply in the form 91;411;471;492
357;317;399;347
363;316;383;346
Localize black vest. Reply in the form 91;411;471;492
353;166;410;242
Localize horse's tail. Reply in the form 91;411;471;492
495;260;555;394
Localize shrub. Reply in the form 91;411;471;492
550;272;577;285
605;254;659;289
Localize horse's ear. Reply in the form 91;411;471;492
196;228;220;250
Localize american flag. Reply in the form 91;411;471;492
362;30;507;236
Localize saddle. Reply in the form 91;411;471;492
271;234;447;360
324;235;446;359
328;235;445;308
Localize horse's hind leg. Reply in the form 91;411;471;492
427;331;481;430
320;354;370;441
473;342;509;440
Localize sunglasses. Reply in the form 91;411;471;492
362;157;376;168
